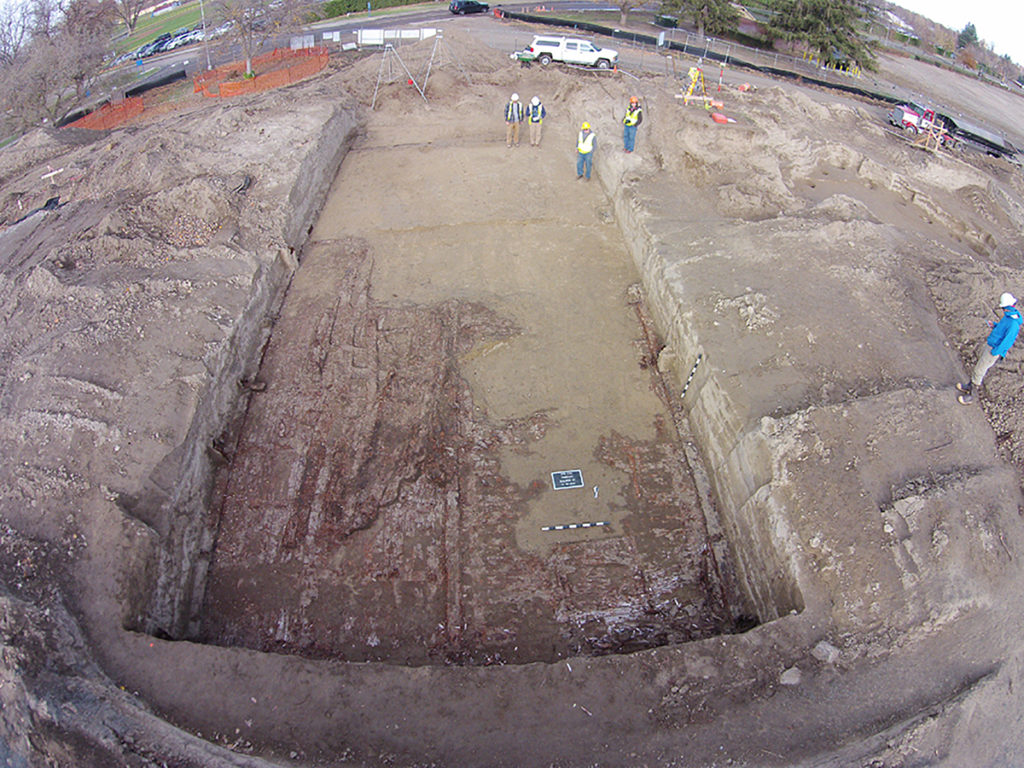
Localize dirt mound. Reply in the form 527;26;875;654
339;27;512;108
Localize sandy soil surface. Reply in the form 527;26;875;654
3;17;1024;768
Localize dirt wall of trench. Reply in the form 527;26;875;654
600;140;802;623
141;105;363;638
588;82;1024;639
0;83;365;764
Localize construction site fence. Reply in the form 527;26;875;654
512;11;1024;153
194;46;330;98
503;10;907;107
126;67;188;98
502;10;1018;155
66;97;145;131
59;69;187;129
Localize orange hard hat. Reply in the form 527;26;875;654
629;96;639;104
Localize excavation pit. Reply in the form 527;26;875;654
9;28;1024;766
191;117;760;666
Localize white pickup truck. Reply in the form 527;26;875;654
521;35;619;69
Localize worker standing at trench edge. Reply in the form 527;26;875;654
505;93;524;148
576;122;595;180
957;291;1022;404
527;96;546;147
622;96;642;153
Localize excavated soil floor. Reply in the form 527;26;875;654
198;116;744;665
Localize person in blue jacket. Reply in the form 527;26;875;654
958;291;1021;404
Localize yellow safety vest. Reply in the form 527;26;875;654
577;131;595;153
623;107;640;126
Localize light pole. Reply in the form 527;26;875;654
199;0;212;70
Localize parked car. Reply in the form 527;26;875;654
523;35;618;69
165;29;202;50
449;0;489;14
134;41;160;58
152;37;177;54
135;32;173;58
207;22;234;39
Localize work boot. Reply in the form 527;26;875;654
956;382;972;394
957;391;974;405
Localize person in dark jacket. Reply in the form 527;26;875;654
527;96;546;147
958;291;1022;404
504;93;524;148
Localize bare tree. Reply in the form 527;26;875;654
0;0;31;65
28;0;60;37
615;0;642;27
112;0;143;32
59;0;109;107
0;0;112;134
213;0;305;77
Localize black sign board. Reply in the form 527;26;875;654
551;470;584;490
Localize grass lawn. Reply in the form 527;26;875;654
549;11;631;25
114;3;204;54
313;0;443;22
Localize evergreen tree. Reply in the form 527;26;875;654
764;0;875;70
956;22;978;49
659;0;738;39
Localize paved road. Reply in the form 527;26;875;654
112;2;620;83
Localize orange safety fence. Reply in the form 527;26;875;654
63;47;329;131
194;47;329;98
67;97;145;130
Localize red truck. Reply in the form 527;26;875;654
888;102;959;148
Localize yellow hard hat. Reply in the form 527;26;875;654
581;121;590;130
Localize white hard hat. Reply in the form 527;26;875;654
511;93;519;101
531;96;539;105
999;292;1017;307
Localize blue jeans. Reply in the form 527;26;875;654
623;123;637;152
576;150;593;179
